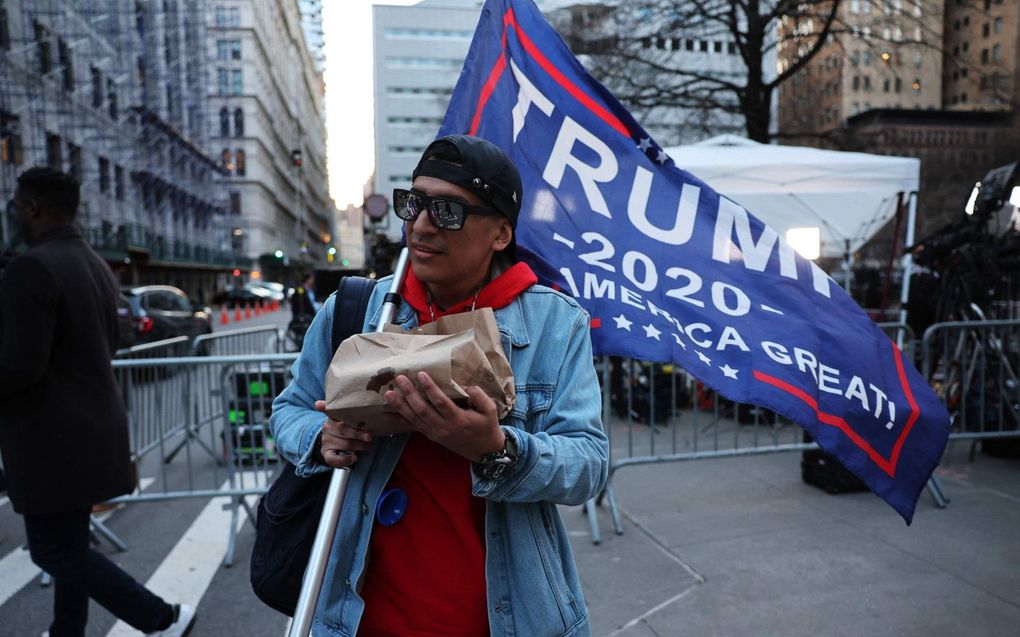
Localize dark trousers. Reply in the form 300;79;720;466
23;509;174;637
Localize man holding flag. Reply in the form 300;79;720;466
270;133;608;636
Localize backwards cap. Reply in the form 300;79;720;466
412;135;523;230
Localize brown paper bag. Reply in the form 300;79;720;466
324;307;516;435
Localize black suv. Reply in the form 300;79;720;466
120;285;213;345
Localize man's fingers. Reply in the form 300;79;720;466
314;400;327;413
321;449;358;469
464;385;497;416
392;374;435;420
416;371;459;418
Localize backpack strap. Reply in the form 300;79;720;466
331;276;379;353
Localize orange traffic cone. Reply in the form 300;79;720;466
272;300;279;312
254;300;262;316
220;306;230;325
234;305;242;322
245;302;252;320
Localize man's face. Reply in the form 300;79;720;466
405;176;512;298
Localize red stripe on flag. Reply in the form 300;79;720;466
504;8;629;138
468;7;631;139
752;370;897;477
888;343;921;473
590;317;601;329
468;24;510;136
753;341;924;480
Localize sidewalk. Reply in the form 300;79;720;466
565;440;1020;637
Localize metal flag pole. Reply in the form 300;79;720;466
289;247;411;637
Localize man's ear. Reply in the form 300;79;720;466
492;218;513;252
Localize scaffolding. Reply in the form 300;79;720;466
0;0;238;301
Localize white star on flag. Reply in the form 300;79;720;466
613;314;633;331
637;137;653;151
720;364;739;379
642;323;662;340
696;351;712;366
656;149;669;164
672;333;687;349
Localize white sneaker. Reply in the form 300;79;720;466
146;604;196;637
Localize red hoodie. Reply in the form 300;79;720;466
357;262;537;637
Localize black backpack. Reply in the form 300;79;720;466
250;276;379;616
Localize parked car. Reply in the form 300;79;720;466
120;285;213;346
222;281;287;308
116;293;136;350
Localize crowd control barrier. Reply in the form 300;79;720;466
921;318;1020;454
109;353;297;565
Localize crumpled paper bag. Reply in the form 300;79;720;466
324;307;516;435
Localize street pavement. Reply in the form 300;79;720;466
1;307;1018;635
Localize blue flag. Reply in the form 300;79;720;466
437;0;950;523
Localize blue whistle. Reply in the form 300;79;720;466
375;488;408;526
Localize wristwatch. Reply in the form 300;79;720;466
473;429;518;481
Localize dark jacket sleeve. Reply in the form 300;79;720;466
0;255;58;398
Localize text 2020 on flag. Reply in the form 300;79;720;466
436;0;950;523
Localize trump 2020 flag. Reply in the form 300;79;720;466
437;0;950;523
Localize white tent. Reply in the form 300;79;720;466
664;135;921;260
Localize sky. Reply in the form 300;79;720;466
321;0;420;209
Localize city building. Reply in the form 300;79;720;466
0;0;234;302
547;2;771;146
297;0;325;72
777;0;945;141
371;0;480;240
209;0;331;277
943;0;1019;111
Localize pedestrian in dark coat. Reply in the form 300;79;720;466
0;167;196;637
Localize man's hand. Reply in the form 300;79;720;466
384;371;504;462
314;400;374;468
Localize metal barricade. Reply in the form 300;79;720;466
877;322;917;364
109;353;297;565
921;318;1020;448
192;325;282;356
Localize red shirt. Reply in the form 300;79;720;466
358;262;537;637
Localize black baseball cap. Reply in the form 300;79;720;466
412;135;523;256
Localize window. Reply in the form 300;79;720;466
34;21;52;75
231;69;242;94
107;78;118;119
229;191;241;215
981;48;989;63
0;0;10;50
91;66;103;108
233;108;244;136
217;39;241;60
983;23;989;37
992;44;1000;61
214;6;240;26
863;75;872;90
235;149;245;176
0;110;22;165
863;50;872;66
853;75;861;90
67;143;82;180
46;133;62;170
115;165;125;200
895;77;902;92
993;17;1002;34
851;0;860;12
221;148;233;172
219;107;230;136
98;156;110;192
217;69;230;95
883;78;891;92
57;38;74;91
135;1;145;34
713;41;722;53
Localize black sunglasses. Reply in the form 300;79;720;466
392;188;499;231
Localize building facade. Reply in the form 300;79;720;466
0;0;234;302
777;0;945;141
208;0;331;275
943;0;1019;111
371;0;481;240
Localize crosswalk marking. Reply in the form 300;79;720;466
0;478;156;608
105;480;258;636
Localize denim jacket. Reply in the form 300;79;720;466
270;277;609;637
